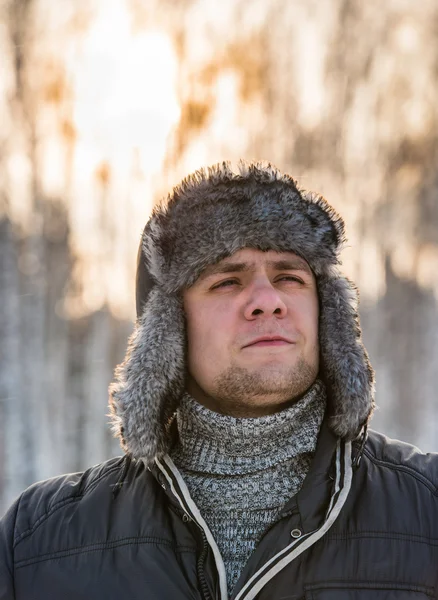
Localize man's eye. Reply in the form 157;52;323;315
277;275;304;284
211;279;238;290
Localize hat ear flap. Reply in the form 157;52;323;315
318;273;375;440
109;289;186;462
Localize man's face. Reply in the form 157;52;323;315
182;248;319;417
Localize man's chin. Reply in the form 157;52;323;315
212;360;317;400
238;360;300;379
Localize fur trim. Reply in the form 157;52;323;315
318;271;375;440
110;160;375;461
144;161;346;293
109;289;185;458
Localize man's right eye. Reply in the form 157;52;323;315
211;279;238;290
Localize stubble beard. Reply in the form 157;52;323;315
210;356;318;417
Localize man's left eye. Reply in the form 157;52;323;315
277;275;304;284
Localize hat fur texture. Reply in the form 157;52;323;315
110;161;375;462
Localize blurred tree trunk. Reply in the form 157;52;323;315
0;219;26;505
0;0;125;514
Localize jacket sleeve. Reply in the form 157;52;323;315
0;497;19;600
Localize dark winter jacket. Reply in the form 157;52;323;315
1;420;437;600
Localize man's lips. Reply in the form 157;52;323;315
242;336;295;348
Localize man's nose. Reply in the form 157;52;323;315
243;278;287;320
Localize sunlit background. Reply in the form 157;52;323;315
1;0;437;513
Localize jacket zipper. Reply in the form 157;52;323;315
197;529;214;600
172;503;215;600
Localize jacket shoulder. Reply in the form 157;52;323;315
364;429;438;494
11;456;126;545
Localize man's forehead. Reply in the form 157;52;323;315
198;248;312;280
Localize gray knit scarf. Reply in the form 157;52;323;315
171;380;326;593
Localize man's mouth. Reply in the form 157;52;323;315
242;336;294;348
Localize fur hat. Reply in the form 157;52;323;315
109;161;375;462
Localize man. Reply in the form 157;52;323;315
1;161;437;599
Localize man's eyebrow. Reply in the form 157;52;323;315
199;262;251;280
199;257;312;280
267;258;312;274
